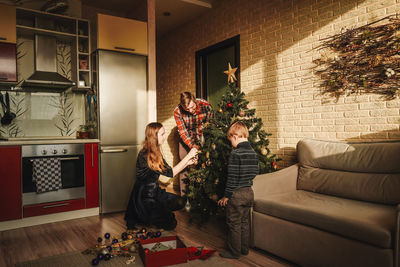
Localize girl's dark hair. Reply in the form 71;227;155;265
180;92;196;108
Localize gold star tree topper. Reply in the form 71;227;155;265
224;63;238;83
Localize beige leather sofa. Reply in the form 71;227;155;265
251;139;400;267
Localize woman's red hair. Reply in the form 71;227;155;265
142;122;166;172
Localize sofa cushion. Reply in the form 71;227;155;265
253;190;397;249
297;139;400;204
298;166;400;204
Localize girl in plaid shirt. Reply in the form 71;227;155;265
174;92;212;195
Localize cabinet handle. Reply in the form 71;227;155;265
101;148;128;153
91;144;94;167
0;37;7;41
30;157;80;162
114;46;136;52
59;157;81;161
43;203;70;208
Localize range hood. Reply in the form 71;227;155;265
22;34;75;90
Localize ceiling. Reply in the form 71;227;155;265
81;0;214;37
156;0;213;37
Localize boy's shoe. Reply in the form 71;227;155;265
219;251;240;259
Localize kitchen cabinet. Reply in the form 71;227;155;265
23;198;85;217
0;4;16;44
85;143;99;208
16;7;91;92
0;146;22;222
97;13;148;55
0;42;17;83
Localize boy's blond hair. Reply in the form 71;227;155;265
227;121;249;139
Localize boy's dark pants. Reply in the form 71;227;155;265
226;187;254;257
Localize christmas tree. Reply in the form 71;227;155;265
186;63;279;222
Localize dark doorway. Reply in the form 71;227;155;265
195;35;240;108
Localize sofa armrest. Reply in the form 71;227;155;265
252;164;298;199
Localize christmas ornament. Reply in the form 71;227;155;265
261;147;268;156
127;234;133;240
146;231;153;238
104;254;111;261
101;248;109;255
140;228;147;234
91;258;99;265
239;110;245;117
112;238;119;244
211;143;216;150
226;102;233;109
97;237;102;243
144;248;150;254
223;63;238;83
129;244;137;252
185;199;191;212
97;253;104;260
155;231;162;237
104;233;111;239
106;246;112;252
125;256;136;265
206;151;210;159
206;160;211;166
272;161;278;170
202;163;206;168
218;108;223;113
214;178;219;184
112;245;121;252
121;232;128;240
196;177;201;183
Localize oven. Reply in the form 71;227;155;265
22;144;85;206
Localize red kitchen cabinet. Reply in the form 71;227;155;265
0;42;17;83
23;198;85;218
0;146;22;221
85;143;99;208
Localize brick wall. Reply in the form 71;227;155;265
157;0;400;169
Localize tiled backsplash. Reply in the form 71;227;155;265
0;91;84;138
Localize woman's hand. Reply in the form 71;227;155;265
173;147;199;176
187;147;198;159
188;156;198;165
186;147;198;166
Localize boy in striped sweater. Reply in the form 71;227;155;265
218;121;259;259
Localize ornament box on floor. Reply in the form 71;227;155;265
139;235;187;267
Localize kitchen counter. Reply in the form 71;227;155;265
0;138;100;146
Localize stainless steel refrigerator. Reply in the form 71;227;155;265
95;50;147;213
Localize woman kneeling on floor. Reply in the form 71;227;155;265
125;122;198;230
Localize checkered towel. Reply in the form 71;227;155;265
32;158;62;193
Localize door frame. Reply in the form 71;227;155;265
195;35;240;99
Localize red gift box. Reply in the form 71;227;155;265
139;236;187;267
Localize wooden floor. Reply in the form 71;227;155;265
0;211;294;267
